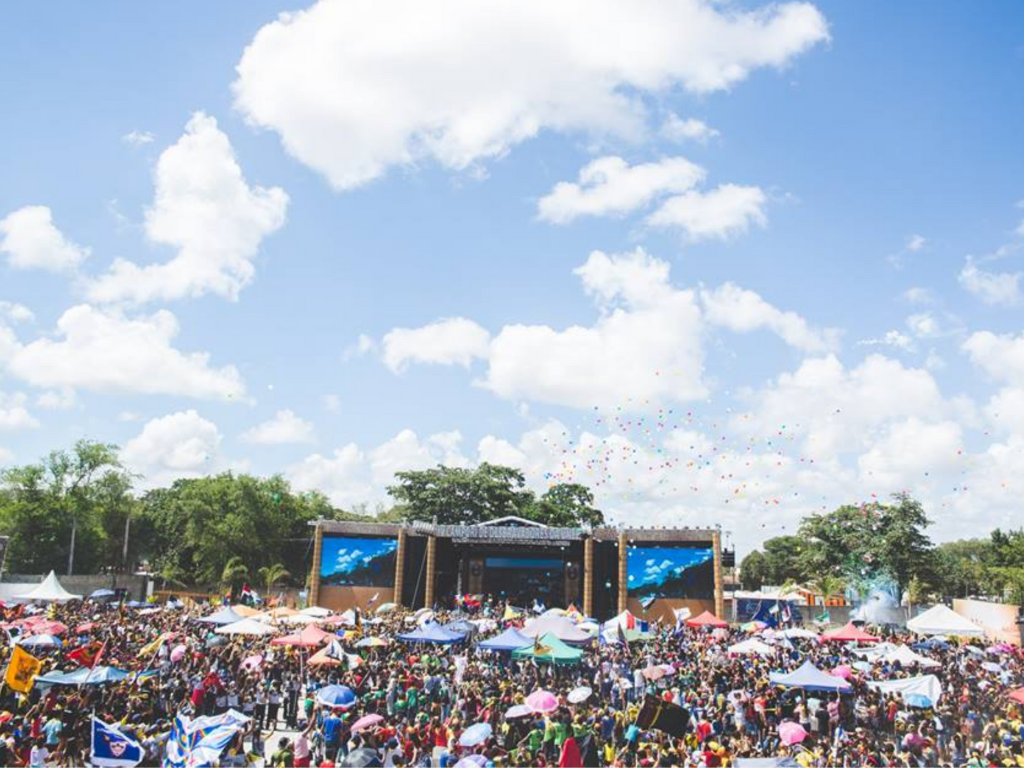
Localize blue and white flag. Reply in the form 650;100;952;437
91;717;143;768
163;710;249;768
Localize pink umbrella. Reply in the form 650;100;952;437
642;666;666;681
831;664;853;680
778;721;808;746
240;654;264;671
526;689;559;714
170;644;187;663
351;714;384;733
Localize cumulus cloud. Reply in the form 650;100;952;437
4;304;246;400
0;392;39;432
646;183;767;240
241;409;316;445
537;156;704;224
86;112;288;304
234;0;828;189
0;205;90;272
701;283;840;353
122;410;226;487
963;330;1024;386
958;257;1022;306
121;130;155;146
382;318;491;374
660;114;719;144
379;248;838;411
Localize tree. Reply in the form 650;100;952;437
387;464;535;524
739;550;768;590
0;440;128;574
221;556;249;595
523;483;605;527
258;563;291;594
808;573;846;605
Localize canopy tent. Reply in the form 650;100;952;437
512;633;584;665
270;623;331;647
215;618;278;636
882;644;941;669
728;638;775;657
299;606;332;618
197;606;247;625
769;660;852;692
906;604;984;637
231;605;264;618
397;623;465;644
686;611;728;629
866;675;943;707
477;627;533;652
444;619;476;636
779;628;819;640
821;622;880;643
308;643;362;669
520;615;593;644
36;666;129;686
14;571;82;603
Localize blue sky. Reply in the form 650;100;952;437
1;0;1023;554
627;546;714;591
321;536;398;578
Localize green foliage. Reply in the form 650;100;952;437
388;465;604;527
739;550;768;590
0;440;130;574
258;562;291;593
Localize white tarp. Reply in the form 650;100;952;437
866;674;943;706
14;571;82;602
907;604;984;637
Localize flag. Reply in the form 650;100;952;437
139;634;165;657
367;592;379;606
769;603;780;615
4;645;42;693
781;604;792;623
533;636;553;658
634;695;690;738
617;623;629;648
91;717;144;767
240;584;261;606
163;710;250;768
639;595;656;611
68;641;104;668
502;605;521;621
638;620;650;634
133;669;159;687
816;610;830;624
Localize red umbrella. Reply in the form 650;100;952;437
821;622;880;644
1008;688;1024;705
685;611;728;629
270;623;331;647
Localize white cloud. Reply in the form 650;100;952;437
5;304;246;400
234;0;828;189
343;334;375;361
857;330;915;352
906;234;926;252
963;330;1024;386
382;248;838;411
958;257;1022;306
122;130;155;146
537;156;704;224
241;409;316;445
382;317;491;374
906;312;941;338
660;114;719;144
0;301;34;324
86;112;289;304
0;392;39;432
901;287;934;306
0;205;90;272
35;389;78;411
323;394;341;414
701;283;839;353
984;387;1024;436
122;410;226;487
856;417;962;489
646;183;767;240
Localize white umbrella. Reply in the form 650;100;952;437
567;686;592;704
216;618;279;636
300;606;332;618
281;614;320;625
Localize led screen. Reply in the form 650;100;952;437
626;545;714;599
320;535;398;587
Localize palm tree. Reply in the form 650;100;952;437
221;556;249;596
257;563;291;595
808;573;846;606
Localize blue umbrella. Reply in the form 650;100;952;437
18;634;61;648
904;693;933;708
316;684;357;710
89;589;116;600
459;723;492;747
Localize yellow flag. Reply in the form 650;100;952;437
503;605;521;621
139;635;165;656
5;646;42;693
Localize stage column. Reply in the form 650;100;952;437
424;534;437;609
713;529;724;618
393;528;407;607
617;531;628;614
310;522;323;607
583;536;594;617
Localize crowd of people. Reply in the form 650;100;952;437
0;591;1022;768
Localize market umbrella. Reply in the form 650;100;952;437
316;684;357;710
89;589;116;600
778;722;807;746
351;714;384;733
526;689;559;714
505;704;533;719
981;661;1002;673
567;686;592;704
299;606;332;618
459;723;492;747
343;748;381;767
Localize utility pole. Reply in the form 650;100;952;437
67;517;77;576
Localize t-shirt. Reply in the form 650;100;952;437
29;746;49;768
43;720;62;746
324;716;342;744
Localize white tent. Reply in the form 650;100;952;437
866;674;943;706
907;605;984;637
14;571;82;603
728;638;775;657
884;645;941;669
299;606;332;618
215;618;279;636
